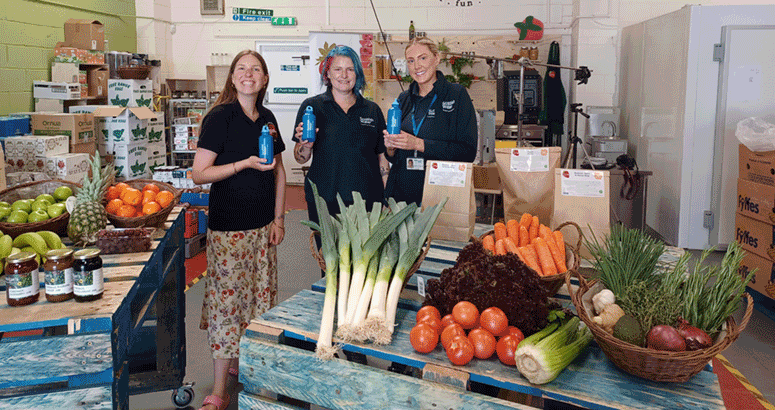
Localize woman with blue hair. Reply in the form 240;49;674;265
293;45;389;256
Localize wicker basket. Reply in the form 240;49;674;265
106;179;181;228
0;179;82;239
310;231;432;286
565;270;754;382
117;65;151;80
477;221;582;296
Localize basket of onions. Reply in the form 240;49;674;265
565;224;754;383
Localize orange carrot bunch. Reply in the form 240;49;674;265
481;213;567;276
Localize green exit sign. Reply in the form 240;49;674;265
271;16;297;26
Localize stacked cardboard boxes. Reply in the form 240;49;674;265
108;80;153;108
735;144;775;301
93;106;156;180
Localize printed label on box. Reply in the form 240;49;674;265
560;169;605;197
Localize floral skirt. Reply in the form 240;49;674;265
200;226;277;359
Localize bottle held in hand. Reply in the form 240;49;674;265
259;124;273;164
302;105;316;142
387;99;401;135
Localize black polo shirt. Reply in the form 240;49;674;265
198;100;285;231
293;89;386;212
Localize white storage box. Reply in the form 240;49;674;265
33;81;81;100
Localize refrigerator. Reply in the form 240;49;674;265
619;5;775;249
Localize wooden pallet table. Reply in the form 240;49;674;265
240;225;722;410
0;206;187;410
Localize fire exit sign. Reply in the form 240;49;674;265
271;17;297;26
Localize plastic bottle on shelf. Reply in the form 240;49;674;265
387;99;401;135
259;124;274;164
409;21;415;40
302;106;316;142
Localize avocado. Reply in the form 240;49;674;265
612;314;646;347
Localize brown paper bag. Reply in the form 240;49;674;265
422;161;475;242
495;147;561;224
551;169;611;259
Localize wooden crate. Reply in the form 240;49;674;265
0;207;187;409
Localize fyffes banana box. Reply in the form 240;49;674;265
107;79;152;108
113;142;148;180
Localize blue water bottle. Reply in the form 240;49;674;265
302;106;316;142
387;99;401;134
259;124;273;164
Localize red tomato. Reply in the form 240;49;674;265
496;334;521;366
479;307;508;336
417;315;442;335
417;305;441;322
410;323;439;354
452;301;480;329
441;314;457;328
468;328;497;359
498;326;525;343
446;335;474;366
440;323;466;350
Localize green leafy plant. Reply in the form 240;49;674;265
437;40;477;88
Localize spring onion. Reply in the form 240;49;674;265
515;311;593;384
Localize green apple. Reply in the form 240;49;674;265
31;199;52;212
36;194;56;204
47;203;66;218
6;210;28;223
0;207;11;221
0;201;10;209
53;186;73;202
11;200;31;213
27;209;50;223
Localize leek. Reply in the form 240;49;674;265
335;194;352;327
515;312;593;384
350;242;384;341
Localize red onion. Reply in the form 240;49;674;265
676;319;713;350
646;325;686;351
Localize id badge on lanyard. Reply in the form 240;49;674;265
408;94;437;172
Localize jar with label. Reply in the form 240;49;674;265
5;252;40;307
44;248;74;303
73;248;104;302
520;47;530;58
529;47;539;61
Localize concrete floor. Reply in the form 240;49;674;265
130;210;775;409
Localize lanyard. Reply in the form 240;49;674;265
411;94;438;136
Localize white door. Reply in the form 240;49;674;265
710;25;775;247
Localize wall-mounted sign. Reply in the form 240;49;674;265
274;87;308;94
438;0;482;6
272;17;297;26
232;8;272;22
281;65;300;72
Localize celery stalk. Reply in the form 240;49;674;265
515;315;593;384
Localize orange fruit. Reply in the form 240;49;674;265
106;198;124;215
105;185;122;201
141;190;156;205
142;201;161;215
121;187;142;206
114;182;130;194
155;190;174;208
117;204;136;217
143;183;160;194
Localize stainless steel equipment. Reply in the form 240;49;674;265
588;136;628;164
475;110;496;164
496;124;547;145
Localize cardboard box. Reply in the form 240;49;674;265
33;81;81;100
147;142;167;173
71;141;97;156
147;112;165;144
3;135;68;158
88;66;108;97
54;44;87;64
34;98;65;113
44;152;90;181
735;213;775;261
107;79;152;108
739;251;775;300
739;144;775;187
93;106;156;146
64;19;104;51
31;113;94;146
737;178;775;224
113;142;149;180
51;62;80;83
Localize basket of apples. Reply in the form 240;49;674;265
0;179;80;238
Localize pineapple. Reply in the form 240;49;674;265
67;154;115;245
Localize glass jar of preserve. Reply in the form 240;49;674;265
44;248;75;303
73;248;104;302
5;252;40;307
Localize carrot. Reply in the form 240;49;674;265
494;238;507;255
529;216;539;242
519;213;532;232
518;246;542;274
542;234;568;273
482;234;495;253
524;244;543;276
503;237;519;255
494;222;507;242
533;237;558;276
553;230;566;265
539;224;553;242
506;219;519;243
518;225;530;247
